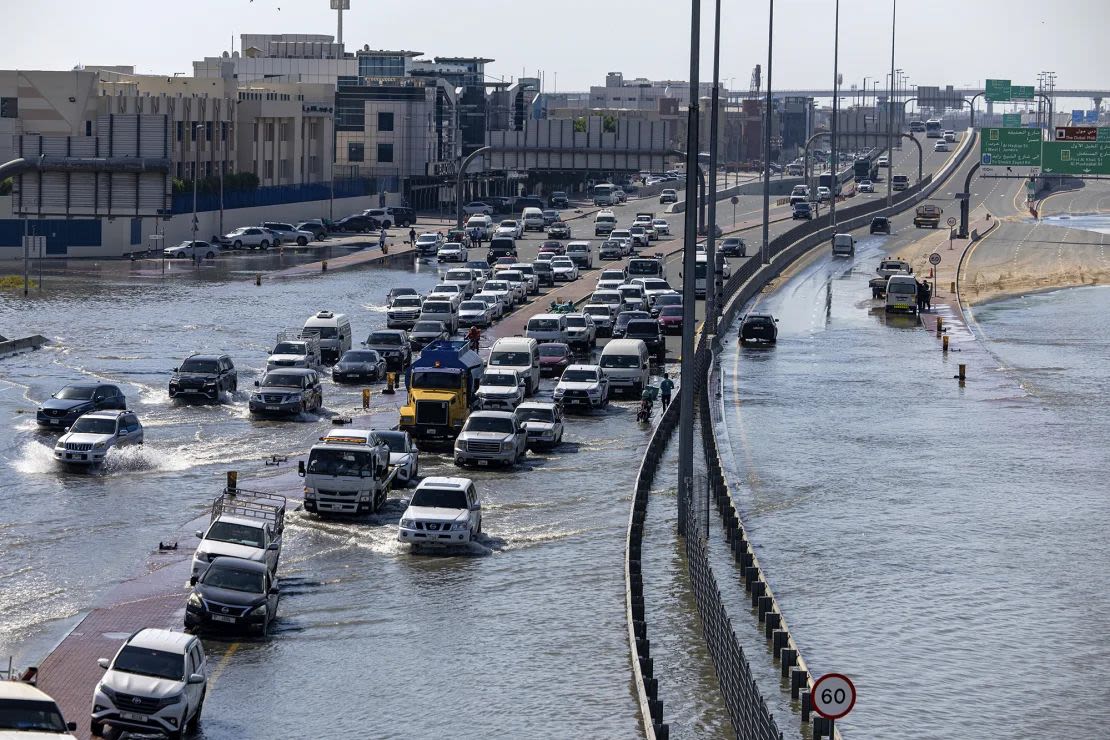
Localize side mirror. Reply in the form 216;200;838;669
97;658;110;669
267;541;279;551
187;673;206;685
254;381;260;387
268;586;281;595
195;530;204;539
189;575;198;586
298;460;306;476
67;722;77;731
173;367;179;372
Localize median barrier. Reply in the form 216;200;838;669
0;334;47;359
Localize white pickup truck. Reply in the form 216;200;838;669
267;329;322;370
299;429;395;515
870;259;914;298
191;489;287;584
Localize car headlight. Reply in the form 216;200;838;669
400;518;415;528
159;693;184;707
93;441;107;450
204;381;217;387
249;603;267;617
252;393;263;400
452;521;470;531
187;592;202;607
98;683;117;702
501;441;515;451
286;392;303;401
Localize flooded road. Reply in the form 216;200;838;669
718;237;1110;737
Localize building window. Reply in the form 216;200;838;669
336;98;365;131
0;97;17;118
205;122;213;141
280;160;292;178
377;143;394;163
176;121;184;142
85;120;93;136
378;111;394;132
358;55;405;79
348;142;365;162
265;122;275;141
264;160;274;179
280;122;289;141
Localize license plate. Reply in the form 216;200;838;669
477;460;488;466
211;614;236;623
266;405;280;411
50;419;60;425
120;712;148;722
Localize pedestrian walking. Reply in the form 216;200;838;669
408;227;416;245
923;280;932;312
379;228;387;251
916;280;927;313
659;373;674;411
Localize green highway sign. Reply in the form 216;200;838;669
985;79;1012;102
1101;128;1110;142
1041;141;1110;175
1011;85;1035;100
981;128;1042;166
1002;113;1022;128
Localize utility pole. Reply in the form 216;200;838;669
886;0;897;209
760;0;774;265
677;0;702;537
829;0;841;232
706;0;721;334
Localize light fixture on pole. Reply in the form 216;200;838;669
192;123;205;251
886;0;897;209
760;0;774;265
829;0;841;233
706;0;721;336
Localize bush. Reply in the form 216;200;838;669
0;178;11;196
172;171;260;195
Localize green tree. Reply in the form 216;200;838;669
602;114;617;133
0;177;12;196
573;117;587;133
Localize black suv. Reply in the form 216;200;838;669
486;239;518;265
365;329;412;370
334;214;381;233
719;237;747;257
169;354;237;402
870;217;891;235
739;313;779;345
36;383;126;428
550;191;569;208
389;207;416;228
532;261;556;287
185;557;280;635
624;319;666;361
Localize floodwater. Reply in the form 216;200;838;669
717;239;1110;737
0;251;686;737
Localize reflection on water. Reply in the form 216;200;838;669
721;253;1110;737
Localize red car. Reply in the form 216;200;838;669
538;342;573;377
540;240;566;255
658;305;684;334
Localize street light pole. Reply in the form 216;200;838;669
886;0;897;209
829;0;841;232
706;0;721;335
760;0;774;265
192;123;204;250
677;0;703;538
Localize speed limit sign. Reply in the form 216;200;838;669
812;673;856;720
947;216;957;227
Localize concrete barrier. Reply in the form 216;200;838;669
0;334;47;359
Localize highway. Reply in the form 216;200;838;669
713;130;1110;737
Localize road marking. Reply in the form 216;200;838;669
206;641;239;689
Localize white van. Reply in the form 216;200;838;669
831;233;855;258
488;337;541;395
565;241;594;269
303;310;353;364
592;184;619;206
594;211;618;236
521;207;546;232
526;314;569;344
599;338;651;396
466;215;494;239
885;275;919;314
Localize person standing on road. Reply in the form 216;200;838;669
922;280;932;312
659;373;674;411
408;227;416;245
379;228;387;251
916;280;927;313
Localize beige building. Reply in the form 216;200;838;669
235;81;335;187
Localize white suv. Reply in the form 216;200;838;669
219;226;275;250
554;364;610;409
0;682;76;737
476;368;525;410
260;222;313;246
398;476;482;546
54;410;143;465
454;410;527;467
91;628;207;740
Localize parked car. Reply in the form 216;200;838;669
90;628;207;740
332;349;386;383
169;354;237;402
363;207;415;228
397;477;482;547
261;222;313;246
739;312;779;345
53;410;143;466
538;342;573;377
219;226;275;250
37;383;126;429
296;220;329;240
164;240;219;260
463;201;494;216
249;368;323;417
333;214;380;233
453;410;528;467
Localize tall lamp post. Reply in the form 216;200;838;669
886;0;897;209
829;0;841;232
192;123;205;249
705;0;722;335
760;0;774;265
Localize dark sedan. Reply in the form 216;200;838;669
184;557;280;635
624;319;666;361
739;313;779;345
333;214;381;233
547;222;571;239
36;383;127;428
332;349;386;383
719;237;747;257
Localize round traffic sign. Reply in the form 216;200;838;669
929;252;942;265
812;673;856;720
947;216;957;227
730;196;739;205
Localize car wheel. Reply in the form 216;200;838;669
205;251;215;259
383;220;392;229
297;237;308;246
260;240;270;250
233;240;243;249
188;691;205;731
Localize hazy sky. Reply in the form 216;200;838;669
4;0;1108;95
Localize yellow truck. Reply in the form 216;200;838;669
399;340;484;441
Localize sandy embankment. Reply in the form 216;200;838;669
960;183;1110;306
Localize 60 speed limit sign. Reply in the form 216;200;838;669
812;673;856;720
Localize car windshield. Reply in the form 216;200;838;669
566;317;587;327
529;319;559;330
307;447;377;477
517;407;555;423
413;322;444;333
489;351;531;366
562;369;598;382
56;386;96;400
619;287;642;298
551;221;566;228
411;370;460;390
539;345;569;358
601;271;625;280
309;326;338;338
0;699;68;732
485;282;509;292
643;280;669;290
656;294;681;306
341;351;379;363
272;342;306;355
628;261;660;274
423;303;451;314
601;354;641;368
112;645;185;680
552;259;573;267
69;417;117;434
180;358;219;373
202;565;265;594
460;302;486;312
262;373;303;388
482;374;517;387
434;285;460;293
376;431;408;453
446;271;471;281
661;306;684;317
206;521;265;547
584;307;609;317
466;416;515;434
626;321;658;334
410;487;467;509
368;333;402;346
501;221;518;227
617;313;649;326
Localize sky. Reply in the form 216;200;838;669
3;0;1108;96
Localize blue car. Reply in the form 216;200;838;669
36;383;127;428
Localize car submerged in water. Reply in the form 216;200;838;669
739;313;779;345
